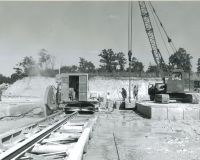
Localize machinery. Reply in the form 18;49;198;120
138;1;200;104
44;85;58;116
55;73;98;114
138;1;167;74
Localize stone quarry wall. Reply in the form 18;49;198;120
88;76;161;101
0;75;160;118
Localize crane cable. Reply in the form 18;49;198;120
147;2;170;71
128;1;133;103
128;1;133;53
147;2;171;58
149;1;177;53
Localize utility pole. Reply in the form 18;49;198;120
128;1;133;103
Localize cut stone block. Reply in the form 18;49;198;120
155;94;169;104
151;107;168;120
136;101;200;120
183;107;200;120
168;107;183;120
136;103;151;118
115;101;121;109
125;100;136;109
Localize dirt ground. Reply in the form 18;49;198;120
84;110;200;160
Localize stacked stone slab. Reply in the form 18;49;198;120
136;101;200;120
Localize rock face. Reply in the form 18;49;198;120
88;76;161;101
0;76;160;118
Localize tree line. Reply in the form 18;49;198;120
0;47;200;84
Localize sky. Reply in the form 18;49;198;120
0;1;200;76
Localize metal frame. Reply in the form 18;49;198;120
0;111;63;146
138;1;166;73
0;111;78;160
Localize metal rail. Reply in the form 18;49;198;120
0;110;63;144
0;111;78;160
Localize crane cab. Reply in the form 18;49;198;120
149;69;199;103
167;69;185;93
167;69;198;94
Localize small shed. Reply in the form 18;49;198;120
56;73;88;102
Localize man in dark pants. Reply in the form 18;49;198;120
133;85;138;101
121;88;127;101
120;88;127;109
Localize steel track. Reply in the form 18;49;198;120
0;111;78;160
0;110;63;145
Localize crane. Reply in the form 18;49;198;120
138;1;199;104
138;1;167;74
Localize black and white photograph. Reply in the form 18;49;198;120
0;1;200;160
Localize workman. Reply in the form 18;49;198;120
69;88;75;101
133;85;139;101
106;92;111;111
121;88;127;102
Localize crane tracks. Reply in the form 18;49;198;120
0;111;97;160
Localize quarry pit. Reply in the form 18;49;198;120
0;76;200;160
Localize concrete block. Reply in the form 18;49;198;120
155;94;169;104
183;107;200;120
151;107;168;120
115;101;121;109
125;100;136;109
136;103;151;118
168;107;183;120
136;101;200;120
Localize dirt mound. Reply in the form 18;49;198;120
2;76;56;102
0;76;57;118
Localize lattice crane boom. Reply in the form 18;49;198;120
138;1;166;73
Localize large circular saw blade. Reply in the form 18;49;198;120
44;85;58;111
